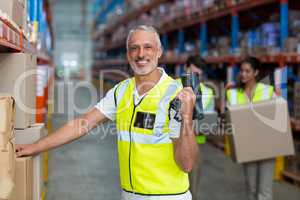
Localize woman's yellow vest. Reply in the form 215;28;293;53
226;83;274;105
114;75;189;195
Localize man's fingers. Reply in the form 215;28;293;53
16;149;25;157
178;89;196;103
184;87;194;93
15;144;31;157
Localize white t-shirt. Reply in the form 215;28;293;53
95;68;182;138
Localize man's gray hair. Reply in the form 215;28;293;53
126;25;162;50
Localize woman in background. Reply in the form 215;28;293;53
226;56;276;200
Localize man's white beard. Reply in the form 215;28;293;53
130;60;158;76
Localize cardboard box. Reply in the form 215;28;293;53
0;0;26;29
226;98;295;163
0;141;16;200
0;140;16;179
284;37;299;53
0;96;15;149
15;124;46;200
0;53;37;129
0;96;15;133
15;157;33;200
15;124;46;144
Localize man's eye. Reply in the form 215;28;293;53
145;46;152;49
130;47;138;51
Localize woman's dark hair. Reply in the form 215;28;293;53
186;55;206;70
241;56;261;71
236;56;262;89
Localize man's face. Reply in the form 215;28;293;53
127;30;162;75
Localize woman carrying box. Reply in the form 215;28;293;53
226;56;276;200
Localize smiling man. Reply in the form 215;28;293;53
16;25;198;200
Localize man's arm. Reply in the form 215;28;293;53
172;87;198;173
16;108;107;157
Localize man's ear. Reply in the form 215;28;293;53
158;47;163;58
254;70;259;77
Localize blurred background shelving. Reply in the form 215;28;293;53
91;0;300;186
0;0;54;200
1;1;300;200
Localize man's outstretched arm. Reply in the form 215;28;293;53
16;108;107;157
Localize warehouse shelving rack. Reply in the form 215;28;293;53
0;0;54;199
0;17;22;51
93;0;168;39
92;0;300;185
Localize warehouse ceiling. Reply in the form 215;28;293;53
51;0;94;80
52;0;92;37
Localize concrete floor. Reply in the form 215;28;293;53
46;82;300;200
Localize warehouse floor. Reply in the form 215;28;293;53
46;83;300;200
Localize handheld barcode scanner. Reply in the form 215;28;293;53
170;72;204;121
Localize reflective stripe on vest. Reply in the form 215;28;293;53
200;82;213;110
118;131;172;144
228;89;238;105
115;79;130;106
154;80;181;136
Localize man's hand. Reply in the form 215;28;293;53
15;108;107;158
16;143;39;157
177;87;196;122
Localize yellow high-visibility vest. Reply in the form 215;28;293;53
115;76;189;195
226;83;274;105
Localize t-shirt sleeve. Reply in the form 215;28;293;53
95;85;118;121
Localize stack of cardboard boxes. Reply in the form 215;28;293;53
0;52;47;200
1;0;48;198
0;96;36;200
